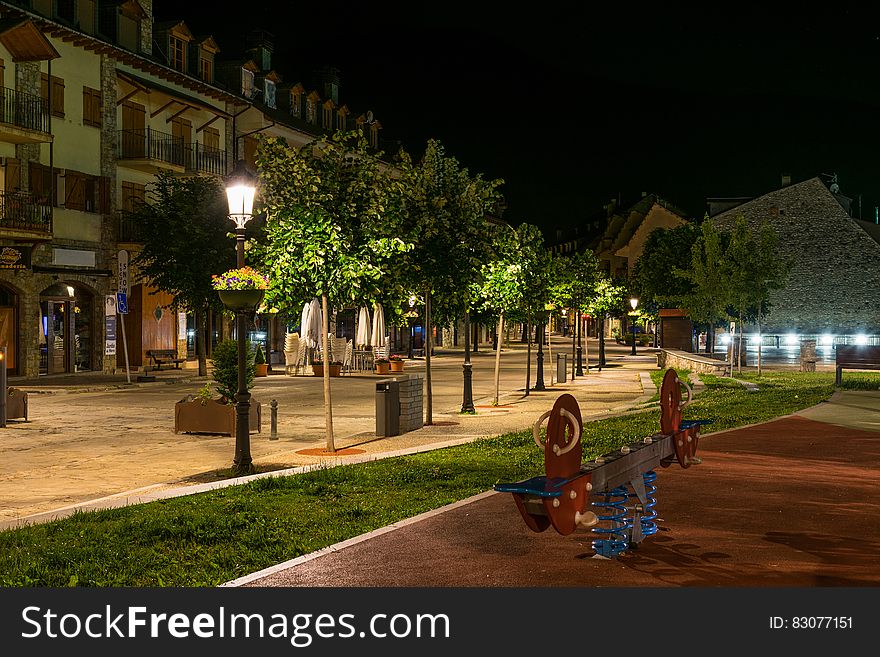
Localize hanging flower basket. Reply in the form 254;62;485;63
212;267;269;311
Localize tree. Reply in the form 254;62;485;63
586;277;629;367
128;172;235;377
632;222;700;307
253;130;409;452
677;220;731;353
394;139;503;424
550;250;600;374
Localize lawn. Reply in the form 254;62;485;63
0;369;875;587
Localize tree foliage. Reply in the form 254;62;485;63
632;222;700;307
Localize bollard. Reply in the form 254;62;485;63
0;346;6;428
270;399;278;440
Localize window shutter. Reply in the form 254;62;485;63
4;158;21;191
29;161;44;199
99;176;111;214
65;171;84;211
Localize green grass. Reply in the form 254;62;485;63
1;368;876;587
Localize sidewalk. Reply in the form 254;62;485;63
0;338;657;528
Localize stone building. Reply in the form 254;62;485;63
711;176;880;340
0;0;393;377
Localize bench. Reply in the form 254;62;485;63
835;345;880;385
146;349;185;371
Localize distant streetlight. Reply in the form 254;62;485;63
225;159;258;476
629;297;639;356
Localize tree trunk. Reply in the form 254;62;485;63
425;289;433;425
321;293;335;453
707;324;714;354
738;310;744;373
598;314;606;367
493;311;504;406
473;321;478;352
757;312;762;376
521;322;528;343
196;306;207;377
525;312;532;396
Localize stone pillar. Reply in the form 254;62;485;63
397;373;424;434
800;339;817;372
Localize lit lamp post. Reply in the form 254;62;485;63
534;308;546;391
225;159;258;476
407;295;417;359
461;308;475;413
576;309;584;376
629;297;639;356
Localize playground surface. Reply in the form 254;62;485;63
233;396;880;587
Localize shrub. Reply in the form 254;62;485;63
210;339;255;402
254;344;266;365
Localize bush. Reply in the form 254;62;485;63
254;344;266;365
210;339;255;402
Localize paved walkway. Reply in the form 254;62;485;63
0;338;655;528
230;393;880;587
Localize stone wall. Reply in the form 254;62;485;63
658;349;729;376
712;177;880;333
397;373;424;434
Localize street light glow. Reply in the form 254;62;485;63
821;334;834;346
856;334;868;345
630;297;638;310
785;333;798;346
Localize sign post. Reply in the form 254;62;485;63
117;251;131;384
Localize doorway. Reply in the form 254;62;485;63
39;283;93;374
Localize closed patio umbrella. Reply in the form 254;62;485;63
304;298;322;349
356;306;372;349
370;303;386;349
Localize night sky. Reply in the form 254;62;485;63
159;2;880;238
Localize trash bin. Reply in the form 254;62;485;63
557;353;568;383
376;379;400;437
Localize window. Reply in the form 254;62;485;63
121;181;145;213
199;56;212;82
63;170;107;213
241;68;254;98
264;80;276;108
40;73;65;118
306;99;316;124
82;86;101;127
323;106;332;129
169;35;186;72
290;92;301;117
29;162;56;206
203;126;220;151
55;0;76;24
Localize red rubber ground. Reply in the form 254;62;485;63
245;416;880;587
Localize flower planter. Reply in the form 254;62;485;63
6;388;28;420
255;363;269;377
312;364;341;377
389;360;405;373
173;396;261;435
375;362;390;375
217;289;265;312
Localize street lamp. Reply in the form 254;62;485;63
575;309;584;376
629;297;639;356
461;308;475;413
225;159;258;476
407;295;417;359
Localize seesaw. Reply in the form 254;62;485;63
495;369;712;557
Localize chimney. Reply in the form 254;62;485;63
781;173;791;187
139;0;153;55
245;30;274;71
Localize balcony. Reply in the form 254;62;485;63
0;190;53;239
117;128;186;174
117;129;228;176
117;212;143;243
189;142;227;175
0;86;52;144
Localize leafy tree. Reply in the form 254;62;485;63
394;139;503;423
586;277;629;367
632;222;700;308
128;172;235;377
253;130;409;452
550;250;600;375
676;220;731;353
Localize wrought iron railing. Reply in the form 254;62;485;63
188;142;227;175
117;212;143;242
0;86;50;133
117;128;185;167
0;190;52;233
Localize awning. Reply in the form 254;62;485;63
0;18;60;62
117;69;230;120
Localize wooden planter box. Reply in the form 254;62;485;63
6;388;27;420
389;360;405;373
312;364;341;377
173;396;261;435
375;362;390;375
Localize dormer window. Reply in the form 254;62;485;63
200;55;212;82
291;91;301;117
306;98;316;124
323;106;332;129
55;0;76;24
241;68;254;98
169;35;186;72
264;80;276;108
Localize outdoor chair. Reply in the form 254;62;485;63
342;340;354;375
284;333;306;375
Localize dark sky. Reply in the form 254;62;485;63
157;1;880;237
